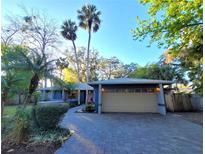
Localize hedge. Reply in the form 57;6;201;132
35;103;69;130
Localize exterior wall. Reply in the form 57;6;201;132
91;84;166;114
53;90;62;100
93;85;99;111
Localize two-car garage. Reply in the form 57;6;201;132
102;92;158;113
89;78;173;115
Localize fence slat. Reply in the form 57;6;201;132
165;93;202;112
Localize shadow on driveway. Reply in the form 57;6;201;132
55;106;202;154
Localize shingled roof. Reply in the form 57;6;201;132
37;83;94;91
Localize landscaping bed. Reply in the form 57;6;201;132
2;104;70;154
76;103;96;113
2;139;60;154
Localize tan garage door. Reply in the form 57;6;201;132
102;92;158;113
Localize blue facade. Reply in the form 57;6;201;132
93;85;99;112
53;91;62;100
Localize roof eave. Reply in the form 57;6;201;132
88;81;174;85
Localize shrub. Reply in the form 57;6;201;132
85;103;95;112
12;107;31;143
35;103;69;130
30;128;70;143
32;91;41;104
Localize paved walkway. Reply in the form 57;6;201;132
55;106;202;154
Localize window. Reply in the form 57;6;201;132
104;88;155;93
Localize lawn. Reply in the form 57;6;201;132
2;105;32;140
3;105;18;116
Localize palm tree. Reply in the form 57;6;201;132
77;4;101;82
4;47;58;104
61;20;80;82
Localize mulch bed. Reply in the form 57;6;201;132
76;108;96;113
2;139;61;154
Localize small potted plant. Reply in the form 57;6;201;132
85;101;95;112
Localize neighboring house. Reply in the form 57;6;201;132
89;78;174;115
37;83;94;104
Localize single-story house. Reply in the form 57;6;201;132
88;78;174;115
37;83;94;104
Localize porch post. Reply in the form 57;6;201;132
42;90;46;101
62;89;65;101
51;90;54;100
78;89;80;105
85;89;88;105
98;84;102;114
158;84;166;115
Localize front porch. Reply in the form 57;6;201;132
37;83;94;104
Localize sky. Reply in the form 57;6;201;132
2;0;165;66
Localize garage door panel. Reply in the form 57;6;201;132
102;92;158;113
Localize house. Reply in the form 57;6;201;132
37;83;94;104
88;78;174;115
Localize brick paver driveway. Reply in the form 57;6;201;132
55;106;202;154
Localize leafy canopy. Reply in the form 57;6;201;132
129;63;187;84
132;0;202;95
61;20;78;41
77;4;101;32
132;0;202;52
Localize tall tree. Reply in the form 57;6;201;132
77;4;101;82
61;20;80;82
65;47;101;82
3;45;58;104
132;0;202;94
8;8;59;88
115;63;137;78
99;57;123;80
56;57;69;79
62;68;78;83
129;63;187;85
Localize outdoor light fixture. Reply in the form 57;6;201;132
155;87;160;92
101;88;104;92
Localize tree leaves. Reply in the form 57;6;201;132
132;0;203;94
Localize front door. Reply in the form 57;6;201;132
80;91;86;104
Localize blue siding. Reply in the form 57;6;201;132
53;91;62;100
93;85;99;112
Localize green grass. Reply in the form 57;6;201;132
3;105;32;116
2;105;32;140
3;105;18;116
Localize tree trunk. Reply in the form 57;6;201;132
44;75;47;88
86;29;91;82
18;92;21;104
72;40;81;82
72;40;81;105
32;105;40;128
26;73;40;127
85;29;91;106
24;73;40;105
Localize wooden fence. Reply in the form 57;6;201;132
165;93;203;112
